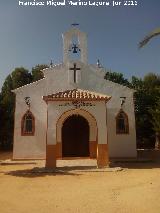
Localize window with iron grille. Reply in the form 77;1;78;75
116;110;129;134
21;110;35;136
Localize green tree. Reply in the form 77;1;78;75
131;73;160;148
139;28;160;148
31;64;48;82
0;92;3;148
0;67;31;150
105;71;160;149
0;65;49;150
11;67;32;89
104;70;130;87
150;99;160;149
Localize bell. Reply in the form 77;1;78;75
72;44;78;54
73;48;78;53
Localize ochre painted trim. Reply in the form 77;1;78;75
57;108;98;127
97;144;109;168
13;94;16;159
56;108;98;143
89;141;97;158
44;103;48;167
56;142;62;158
105;104;109;159
46;145;56;169
46;104;48;146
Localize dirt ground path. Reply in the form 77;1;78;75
0;152;160;213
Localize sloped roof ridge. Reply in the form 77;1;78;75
43;88;111;101
90;64;135;92
12;63;64;93
12;77;45;93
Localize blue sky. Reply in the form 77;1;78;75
0;0;160;90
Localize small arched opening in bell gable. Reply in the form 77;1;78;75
69;35;81;60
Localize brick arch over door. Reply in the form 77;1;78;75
56;109;98;158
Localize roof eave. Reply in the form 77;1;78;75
43;96;111;103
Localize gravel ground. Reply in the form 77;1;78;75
0;152;160;213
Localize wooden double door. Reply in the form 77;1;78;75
62;115;89;157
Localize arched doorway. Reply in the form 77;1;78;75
62;114;89;157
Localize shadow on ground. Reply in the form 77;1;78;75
110;160;160;169
4;165;122;178
0;162;37;166
2;161;160;178
4;166;83;178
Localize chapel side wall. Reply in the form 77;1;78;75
13;86;47;159
81;72;137;158
107;92;137;158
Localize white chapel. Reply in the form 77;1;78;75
12;26;137;168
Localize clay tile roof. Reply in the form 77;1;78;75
43;89;111;102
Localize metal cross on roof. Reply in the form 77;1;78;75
69;63;81;83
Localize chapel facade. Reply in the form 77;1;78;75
12;26;137;168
